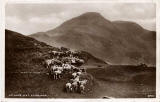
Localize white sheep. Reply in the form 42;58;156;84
51;65;57;71
52;51;58;56
64;64;72;70
71;58;76;64
72;72;77;78
72;81;78;92
65;82;72;93
45;59;52;68
80;67;86;72
53;70;62;79
74;76;80;82
78;59;84;64
79;84;85;94
70;78;74;83
77;71;82;76
79;79;87;85
71;65;80;72
50;65;57;74
57;66;63;72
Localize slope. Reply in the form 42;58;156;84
5;29;106;98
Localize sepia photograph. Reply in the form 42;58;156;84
5;2;156;98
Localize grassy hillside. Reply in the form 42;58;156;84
5;29;105;98
87;65;156;85
87;65;156;98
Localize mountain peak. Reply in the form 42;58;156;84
81;12;101;16
78;12;103;18
30;13;156;65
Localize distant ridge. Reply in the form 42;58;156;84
30;12;156;65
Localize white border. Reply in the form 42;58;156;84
156;0;160;99
4;0;157;3
1;0;160;101
1;0;5;100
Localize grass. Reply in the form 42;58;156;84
86;65;156;98
86;65;156;85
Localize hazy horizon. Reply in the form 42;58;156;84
6;3;156;35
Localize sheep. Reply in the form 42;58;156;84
64;51;71;57
53;59;62;66
52;51;58;56
77;71;82;76
79;79;87;85
79;84;85;94
72;72;77;78
72;81;78;92
71;65;80;72
65;64;72;70
62;57;69;63
62;63;65;67
45;59;52;68
53;70;62;79
57;66;63;72
58;52;64;58
70;78;75;83
51;51;64;57
71;51;80;57
62;64;67;72
50;65;57;74
63;63;72;72
71;59;76;64
78;59;84;64
74;76;80;82
79;67;86;72
65;82;72;93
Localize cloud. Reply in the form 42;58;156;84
29;15;61;24
136;18;156;31
110;3;155;20
6;16;24;33
5;3;156;35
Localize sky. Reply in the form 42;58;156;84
5;3;156;35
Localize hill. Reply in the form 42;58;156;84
5;29;106;72
5;29;106;98
30;12;156;65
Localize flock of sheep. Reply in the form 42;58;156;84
44;49;89;94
